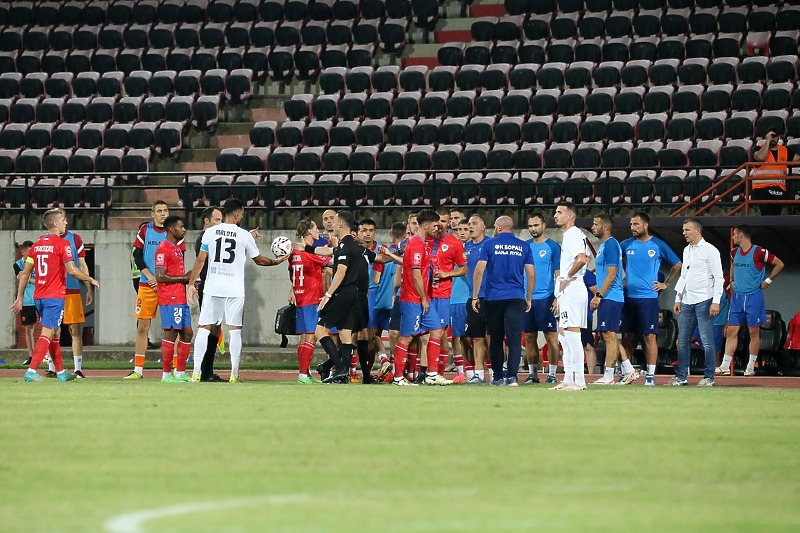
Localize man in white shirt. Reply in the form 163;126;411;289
670;218;724;387
552;202;591;391
187;199;289;382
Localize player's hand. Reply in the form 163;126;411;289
673;302;681;316
590;296;600;310
525;299;532;313
288;291;296;305
710;303;720;317
85;289;93;306
188;285;198;305
250;227;260;239
422;299;429;314
90;278;100;289
551;299;559;316
760;280;771;289
329;235;339;247
653;281;668;292
147;277;158;290
471;298;480;312
274;253;290;265
11;297;22;314
318;294;329;311
558;277;572;294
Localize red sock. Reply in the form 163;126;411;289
48;338;64;372
393;342;408;380
350;351;358;376
454;353;465;373
379;353;390;364
438;348;449;375
408;348;418;379
177;341;191;372
298;342;314;375
426;338;441;373
161;340;174;373
465;362;474;373
29;336;52;371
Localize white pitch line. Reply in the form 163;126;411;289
103;494;312;533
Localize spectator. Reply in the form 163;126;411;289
13;241;37;366
751;131;800;216
670;218;724;387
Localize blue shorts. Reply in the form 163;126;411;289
450;302;467;337
296;304;319;334
620;297;660;335
160;304;192;330
727;291;766;328
35;298;64;331
368;289;392;330
596;299;624;332
581;317;594;347
389;299;402;332
431;298;450;330
524;294;557;333
399;301;442;337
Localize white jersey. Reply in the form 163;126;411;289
560;226;590;279
200;223;260;298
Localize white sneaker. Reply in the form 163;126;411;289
393;378;419;387
744;367;756;376
424;374;453;386
593;375;616;385
616;370;640;385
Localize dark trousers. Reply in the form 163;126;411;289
751;186;785;216
485;299;526;382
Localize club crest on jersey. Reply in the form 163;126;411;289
539;249;547;257
414;253;422;263
441;244;449;252
648;249;656;257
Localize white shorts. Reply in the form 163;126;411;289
557;284;588;330
198;296;245;327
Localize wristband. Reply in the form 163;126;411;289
595;292;603;299
765;277;772;285
324;292;331;298
304;245;316;254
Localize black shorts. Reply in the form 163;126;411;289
465;298;487;338
318;286;367;333
20;305;38;326
389;299;402;332
581;319;594;347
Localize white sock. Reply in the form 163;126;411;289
299;372;307;379
476;369;485;379
162;371;171;380
455;355;464;373
559;335;574;384
565;331;585;386
229;329;242;378
720;355;733;370
622;359;635;375
466;369;475;379
604;366;615;379
647;364;656;376
748;354;758;369
175;371;185;378
528;364;535;374
73;355;83;372
46;354;56;372
549;364;557;376
192;328;210;377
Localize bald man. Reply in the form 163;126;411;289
472;216;535;386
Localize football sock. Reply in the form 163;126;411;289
559;334;573;384
229;329;242;378
408;348;418;379
720;355;732;371
191;328;210;377
297;342;314;376
549;364;557;376
177;341;190;375
319;336;341;373
161;340;175;373
73;355;83;372
476;369;485;379
339;344;355;376
48;338;64;373
647;364;656;376
357;340;371;376
748;354;758;369
45;354;55;372
621;359;635;375
134;353;145;375
393;342;409;381
465;363;474;379
437;347;448;375
379;353;390;365
565;331;585;386
30;336;52;371
201;333;218;379
603;366;615;380
453;353;464;374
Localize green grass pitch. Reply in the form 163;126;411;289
1;379;799;532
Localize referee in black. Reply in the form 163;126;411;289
313;211;371;383
195;206;225;382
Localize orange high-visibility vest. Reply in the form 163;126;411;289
752;144;788;190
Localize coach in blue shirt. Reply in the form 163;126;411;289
472;216;535;386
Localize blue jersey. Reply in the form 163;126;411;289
371;243;396;309
137;223;168;285
528;237;560;299
620;236;680;299
465;237;489;298
451;274;470;304
61;231;81;291
731;245;770;295
477;233;534;301
595;237;624;302
14;258;36;306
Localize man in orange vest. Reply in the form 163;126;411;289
751;131;800;216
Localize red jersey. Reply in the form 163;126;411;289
427;232;467;299
28;234;74;300
154;239;187;305
289;250;329;307
400;235;432;304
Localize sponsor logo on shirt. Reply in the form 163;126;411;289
156;253;164;263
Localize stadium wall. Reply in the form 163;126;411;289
3;230;798;349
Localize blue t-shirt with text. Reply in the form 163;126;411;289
620;236;680;299
477;233;534;301
527;237;561;299
595;237;624;302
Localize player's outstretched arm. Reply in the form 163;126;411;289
66;261;100;288
186;250;208;305
11;261;34;313
155;267;189;285
253;253;290;267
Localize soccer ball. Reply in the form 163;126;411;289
271;236;293;257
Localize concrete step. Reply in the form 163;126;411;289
470;3;506;17
213;134;251;149
251;107;287;122
180;161;217;173
216;122;255;136
181;148;220;163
